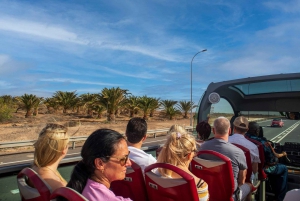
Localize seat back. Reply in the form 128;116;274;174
246;138;267;180
111;160;148;201
17;167;51;201
144;163;199;201
50;187;88;201
232;143;252;183
190;150;234;201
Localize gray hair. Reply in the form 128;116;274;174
213;116;230;135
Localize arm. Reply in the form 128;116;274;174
237;169;246;186
252;162;258;174
267;142;287;158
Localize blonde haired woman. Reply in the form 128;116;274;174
157;128;209;201
168;124;188;134
32;123;69;191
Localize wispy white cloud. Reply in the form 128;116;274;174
40;78;121;86
101;67;158;79
0;17;88;45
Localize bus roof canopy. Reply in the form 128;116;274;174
198;73;300;121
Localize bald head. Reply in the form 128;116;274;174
213;117;230;136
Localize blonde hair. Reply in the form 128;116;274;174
34;123;69;167
157;131;196;177
168;124;188;134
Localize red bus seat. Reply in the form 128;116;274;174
50;187;88;201
17;167;51;201
190;150;234;201
144;163;199;201
111;160;148;201
232;143;253;183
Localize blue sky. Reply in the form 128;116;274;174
0;0;299;102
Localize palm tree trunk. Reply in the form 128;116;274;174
25;110;32;118
33;108;38;116
130;110;134;117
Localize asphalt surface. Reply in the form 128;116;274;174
0;118;299;168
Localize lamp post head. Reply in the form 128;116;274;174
202;49;207;52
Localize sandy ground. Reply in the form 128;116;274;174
0;110;191;154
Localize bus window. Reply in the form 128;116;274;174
207;98;234;126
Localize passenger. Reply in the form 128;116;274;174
229;116;260;185
32;123;69;191
199;117;252;201
66;129;132;201
195;121;211;146
168;124;188;134
157;128;209;201
247;122;288;201
126;117;156;172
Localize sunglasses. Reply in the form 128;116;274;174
107;151;130;166
184;149;198;157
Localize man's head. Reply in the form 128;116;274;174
213;116;231;137
233;116;249;134
248;121;260;137
126;117;147;144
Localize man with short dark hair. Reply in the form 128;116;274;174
247;121;288;201
199;116;251;201
229;116;260;185
126;117;156;171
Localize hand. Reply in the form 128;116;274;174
282;151;287;157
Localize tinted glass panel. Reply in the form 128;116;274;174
233;79;300;95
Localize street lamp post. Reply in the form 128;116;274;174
190;49;207;128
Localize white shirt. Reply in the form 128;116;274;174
128;146;157;172
229;134;261;163
283;189;300;201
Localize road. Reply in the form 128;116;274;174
1;118;299;168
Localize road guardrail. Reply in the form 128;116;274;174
0;126;193;150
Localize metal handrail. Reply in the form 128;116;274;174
0;126;193;150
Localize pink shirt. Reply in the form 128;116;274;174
82;179;132;201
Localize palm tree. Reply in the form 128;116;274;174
160;99;180;120
79;93;97;116
33;97;44;116
44;97;60;113
138;96;156;120
149;97;160;117
17;94;40;117
126;96;140;117
93;105;106;119
53;91;78;113
165;106;182;120
97;87;129;121
177;100;194;119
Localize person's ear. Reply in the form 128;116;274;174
94;158;105;170
187;152;193;161
142;135;147;142
62;145;68;156
228;127;232;135
212;128;216;135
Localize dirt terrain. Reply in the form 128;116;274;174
0;109;191;154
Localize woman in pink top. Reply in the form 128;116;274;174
66;129;132;201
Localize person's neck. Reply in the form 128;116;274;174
127;141;143;149
46;160;60;171
214;135;228;141
91;174;111;189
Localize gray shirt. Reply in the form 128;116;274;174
199;138;247;191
